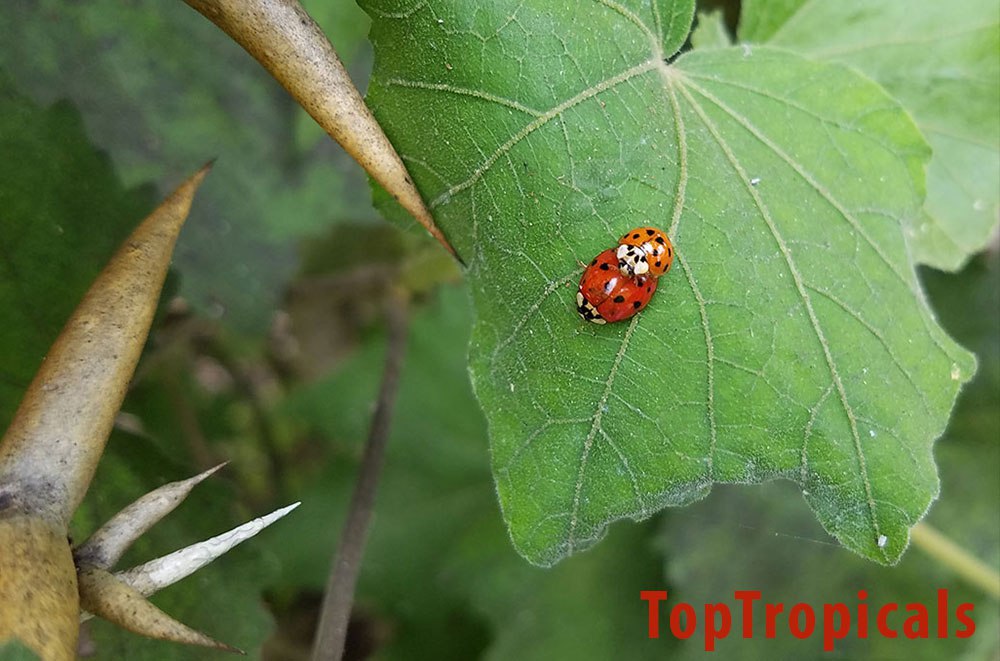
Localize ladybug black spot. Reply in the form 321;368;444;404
646;285;651;292
655;236;664;244
646;228;655;235
632;233;640;239
599;263;610;270
655;260;661;267
667;247;672;257
633;301;641;309
613;295;625;303
590;258;597;266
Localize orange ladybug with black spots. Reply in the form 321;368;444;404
616;226;674;278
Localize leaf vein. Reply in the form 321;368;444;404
595;0;662;59
681;77;958;367
677;254;716;480
677;82;886;558
429;60;658;208
805;283;931;413
597;427;647;518
802;382;836;485
489;272;577;373
385;78;543;116
498;417;591;477
568;313;640;552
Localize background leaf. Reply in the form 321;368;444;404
363;0;976;566
0;0;376;331
690;9;732;50
738;0;1000;271
0;641;39;661
0;77;154;431
263;284;496;659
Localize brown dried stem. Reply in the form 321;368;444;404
310;290;410;661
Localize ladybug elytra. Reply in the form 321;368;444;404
576;248;658;324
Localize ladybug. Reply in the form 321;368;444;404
616;226;674;278
577;248;658;324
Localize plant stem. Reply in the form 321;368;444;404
311;290;410;661
910;521;1000;599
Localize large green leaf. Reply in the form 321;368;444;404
739;0;1000;271
363;0;976;566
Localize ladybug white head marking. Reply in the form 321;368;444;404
576;291;605;323
616;244;648;276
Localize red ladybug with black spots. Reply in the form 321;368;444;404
576;226;673;324
576;248;658;324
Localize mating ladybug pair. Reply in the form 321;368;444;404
576;227;674;324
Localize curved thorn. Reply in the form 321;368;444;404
78;567;244;654
74;463;228;569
